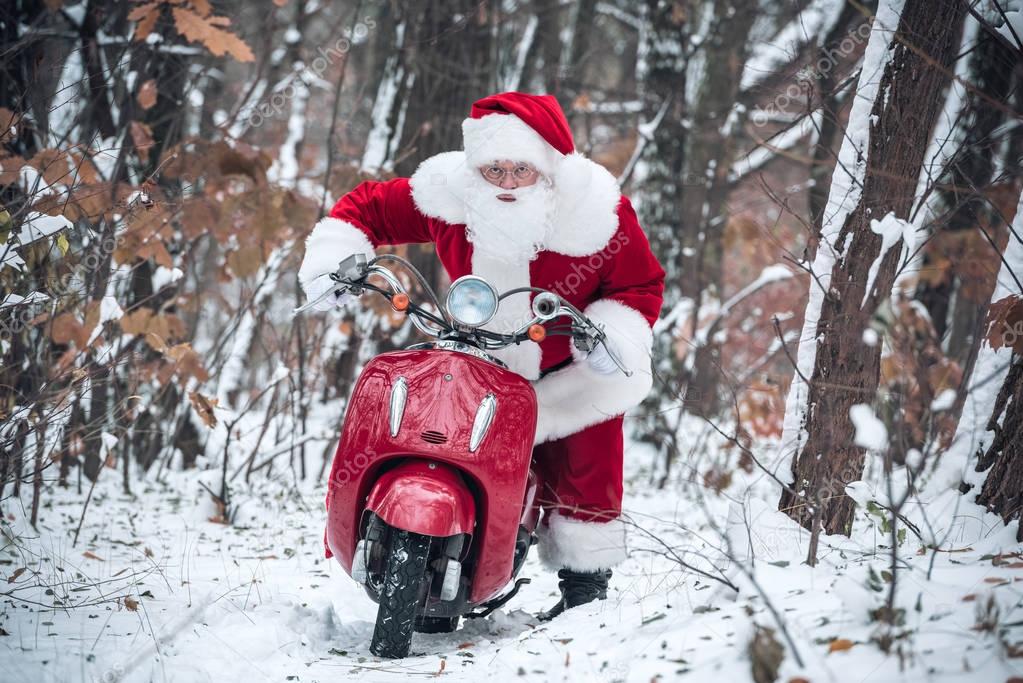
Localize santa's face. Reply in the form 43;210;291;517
464;160;553;265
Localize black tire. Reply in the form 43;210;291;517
370;529;431;658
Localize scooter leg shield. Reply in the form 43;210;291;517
365;460;476;538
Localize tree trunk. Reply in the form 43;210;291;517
974;353;1023;540
392;0;495;290
655;0;757;418
779;0;967;534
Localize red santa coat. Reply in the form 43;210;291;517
300;151;665;446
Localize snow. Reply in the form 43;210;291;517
0;291;50;309
996;10;1023;46
2;397;1022;683
152;266;184;291
862;211;914;306
717;264;794;318
740;0;847;90
360;22;407;174
849;403;888;450
84;295;125;346
930;388;957;412
15;212;72;247
731;111;821;180
862;327;878;346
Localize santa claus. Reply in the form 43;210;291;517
300;92;665;620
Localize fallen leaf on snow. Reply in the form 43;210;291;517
828;638;855;653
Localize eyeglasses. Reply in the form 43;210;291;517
480;163;539;182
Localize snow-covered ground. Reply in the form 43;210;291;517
2;428;1021;682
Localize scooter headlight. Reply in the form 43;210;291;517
446;276;499;328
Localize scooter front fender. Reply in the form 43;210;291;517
366;460;476;537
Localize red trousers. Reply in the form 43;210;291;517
532;416;628;571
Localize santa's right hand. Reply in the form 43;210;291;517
305;273;354;312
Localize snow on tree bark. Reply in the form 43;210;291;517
937;190;1023;540
777;0;968;534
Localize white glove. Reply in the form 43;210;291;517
586;340;621;375
305;273;354;312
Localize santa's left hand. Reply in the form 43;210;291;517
586;340;621;375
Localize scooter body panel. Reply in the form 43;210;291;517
325;348;538;604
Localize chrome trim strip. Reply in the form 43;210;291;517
406;341;508;369
389;376;408;437
469;393;497;452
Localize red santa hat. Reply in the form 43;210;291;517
461;92;574;176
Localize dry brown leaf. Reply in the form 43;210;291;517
137;79;158;110
130;121;154;162
985;295;1023;354
188;391;219;428
226;244;263;278
124;596;138;611
7;567;26;583
827;638;854;653
160;343;209;384
51;312;88;349
129;2;161;41
171;6;255;62
27;148;72;188
83;551;103;561
0;153;25;185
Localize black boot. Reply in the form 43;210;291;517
538;568;611;621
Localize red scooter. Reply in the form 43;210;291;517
298;253;627;658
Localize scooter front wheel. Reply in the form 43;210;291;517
369;528;431;658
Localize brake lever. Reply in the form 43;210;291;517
293;253;369;315
600;337;633;377
573;321;634;377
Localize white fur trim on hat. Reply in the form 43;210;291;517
532;298;654;444
408;151;622;258
462;114;561;176
298;217;376;293
409;151;469;224
536;511;628;571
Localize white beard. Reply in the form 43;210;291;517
463;172;554;265
461;173;554;380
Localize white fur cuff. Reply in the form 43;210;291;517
532;299;654;444
409;151;469;225
298;217;376;293
536;512;628;571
